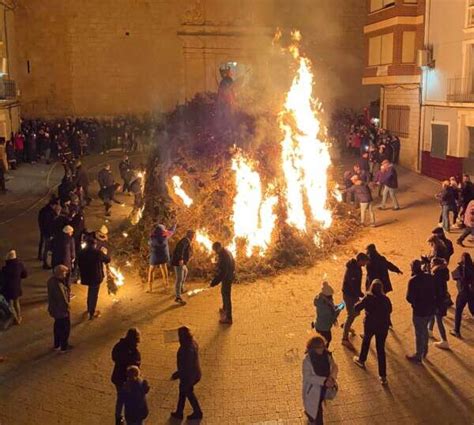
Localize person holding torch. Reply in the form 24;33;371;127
210;241;235;325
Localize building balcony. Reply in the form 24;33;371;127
447;77;474;103
0;78;16;100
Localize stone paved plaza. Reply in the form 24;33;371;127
0;158;473;425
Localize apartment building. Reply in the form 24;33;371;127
421;0;474;179
363;0;425;171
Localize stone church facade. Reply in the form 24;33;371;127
9;0;376;118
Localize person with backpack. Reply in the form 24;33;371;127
352;279;392;385
450;252;474;338
313;281;341;347
302;335;338;424
111;328;142;425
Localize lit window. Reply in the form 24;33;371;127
368;33;394;66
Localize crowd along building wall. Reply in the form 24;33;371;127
12;0;377;119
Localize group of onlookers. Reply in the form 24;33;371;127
307;233;473;424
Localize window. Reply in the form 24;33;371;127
370;0;395;12
467;0;474;27
431;124;449;159
402;31;416;63
386;105;410;138
368;33;394;66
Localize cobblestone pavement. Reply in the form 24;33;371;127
0;162;473;425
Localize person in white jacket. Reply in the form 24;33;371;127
302;335;338;424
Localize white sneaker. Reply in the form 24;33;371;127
434;340;450;350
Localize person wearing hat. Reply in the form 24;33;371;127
1;250;27;325
95;224;109;251
352;279;392;385
313;281;340;347
51;225;76;289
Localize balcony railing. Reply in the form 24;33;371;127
0;79;16;100
447;76;474;102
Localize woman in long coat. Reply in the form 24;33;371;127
1;250;27;324
147;224;176;293
302;335;338;424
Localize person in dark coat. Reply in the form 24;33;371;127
1;250;27;324
57;174;75;205
341;253;369;348
432;227;454;264
147;224;176;293
406;260;436;363
38;199;60;269
353;279;392;385
436;180;456;232
460;174;474;223
427;257;450;350
450;252;474;338
78;240;110;320
118;155;133;193
47;265;71;353
345;177;375;226
74;161;91;205
111;328;141;425
171;230;195;305
120;366;149;425
378;160;400;210
426;235;449;266
98;164;122;216
171;327;203;421
51;225;75;287
365;244;402;293
210;241;235;324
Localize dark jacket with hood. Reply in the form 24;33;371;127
355;293;392;333
366;253;401;293
121;379;149;423
78;246;110;286
432;261;450;317
342;259;364;298
111;338;141;386
406;272;436;317
171;237;193;266
1;259;27;300
38;204;58;237
176;342;202;388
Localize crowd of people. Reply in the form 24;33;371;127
0;115;158;194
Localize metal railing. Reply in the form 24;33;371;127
0;79;16;100
447;76;474;102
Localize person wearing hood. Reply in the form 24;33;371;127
450;252;474;338
147;223;176;293
313;281;340;347
171;326;203;421
120;366;149;425
365;244;402;293
427;257;450;349
341;253;369;349
111;328;141;425
353;279;392;385
302;335;338;425
1;250;27;325
432;227;454;263
406;260;436;363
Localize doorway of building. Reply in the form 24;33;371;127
463;126;474;176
